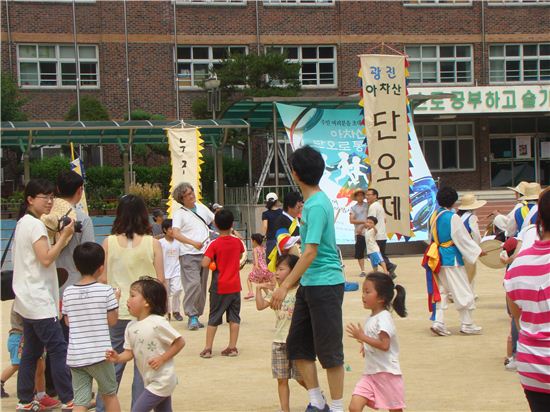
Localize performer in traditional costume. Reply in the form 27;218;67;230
491;181;527;237
506;182;541;237
422;187;483;337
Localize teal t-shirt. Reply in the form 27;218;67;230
300;191;345;286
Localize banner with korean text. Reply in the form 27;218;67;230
166;127;204;217
359;54;412;237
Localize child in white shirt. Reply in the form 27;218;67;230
160;219;184;321
363;216;388;273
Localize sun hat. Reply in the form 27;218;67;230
507;181;529;195
457;193;487;210
519;182;542;201
266;192;278;202
353;188;366;199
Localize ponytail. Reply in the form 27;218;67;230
392;284;407;318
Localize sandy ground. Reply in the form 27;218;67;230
1;255;528;412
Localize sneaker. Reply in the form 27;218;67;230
1;381;8;398
61;400;74;411
220;347;238;357
172;312;184;321
430;323;451;336
199;348;212;359
505;357;517;371
388;262;398;273
188;316;199;331
38;395;61;410
198;319;205;328
359;272;366;277
305;403;330;412
460;324;483;335
16;401;45;411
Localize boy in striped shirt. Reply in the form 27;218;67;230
62;242;121;412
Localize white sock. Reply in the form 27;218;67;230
308;387;325;409
331;398;344;412
35;391;46;400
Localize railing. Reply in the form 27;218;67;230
224;184;300;205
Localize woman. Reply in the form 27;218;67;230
504;187;550;412
12;179;75;411
261;192;282;263
97;194;164;412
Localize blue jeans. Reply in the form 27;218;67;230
95;319;144;412
17;317;73;404
132;390;172;412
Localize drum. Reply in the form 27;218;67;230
478;239;506;269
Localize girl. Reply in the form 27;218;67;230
106;277;185;412
346;272;407;412
255;254;306;412
244;233;274;300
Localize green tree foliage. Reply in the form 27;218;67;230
65;96;109;121
200;155;248;202
30;156;71;183
1;71;28;121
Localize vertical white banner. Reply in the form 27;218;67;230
166;127;204;217
359;54;411;237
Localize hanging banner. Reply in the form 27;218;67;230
276;103;437;245
359;54;411;237
166;127;204;217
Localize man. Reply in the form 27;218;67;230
365;188;397;275
349;188;369;277
506;182;541;238
171;182;215;330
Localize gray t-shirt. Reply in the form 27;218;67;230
350;202;369;234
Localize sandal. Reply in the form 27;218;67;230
221;347;238;357
199;348;212;358
244;292;255;300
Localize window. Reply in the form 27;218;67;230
176;0;245;4
489;43;550;83
176;46;247;88
405;45;473;84
487;0;550;5
403;0;472;5
17;44;99;88
265;46;337;87
264;0;334;5
417;123;475;171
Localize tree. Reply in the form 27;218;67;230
1;71;28;121
65;95;109;121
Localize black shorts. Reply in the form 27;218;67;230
208;292;241;326
354;235;366;259
286;284;344;369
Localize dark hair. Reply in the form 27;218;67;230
152;208;164;219
537;187;550;237
365;272;407;318
251;233;264;245
283;191;303;211
130;277;167;316
56;170;84;198
367;188;379;198
265;199;277;210
436;186;458;208
456;209;466;217
111;195;151;239
73;242;105;276
18;178;56;219
289;146;324;186
366;215;378;225
276;254;299;271
215;209;234;231
161;218;173;232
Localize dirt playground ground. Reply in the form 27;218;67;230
1;255;529;411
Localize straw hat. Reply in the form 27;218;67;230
507;181;528;195
457;193;487;210
519;182;542;201
353;188;366;199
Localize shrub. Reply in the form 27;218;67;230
65;96;109;121
1;72;28;121
129;183;162;207
30;156;71;183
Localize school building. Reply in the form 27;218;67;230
1;0;549;191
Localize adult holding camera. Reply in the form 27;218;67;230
12;179;75;411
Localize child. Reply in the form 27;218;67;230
256;254;306;412
62;242;121;412
200;209;245;358
364;216;388;274
346;272;407;412
160;219;184;321
244;233;274;300
106;277;185;412
151;209;165;239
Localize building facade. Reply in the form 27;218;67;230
1;0;549;190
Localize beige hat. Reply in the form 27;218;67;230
457;193;487;210
507;181;529;195
353;188;366;199
519;182;542;201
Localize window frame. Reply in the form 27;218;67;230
489;43;550;84
403;0;472;6
175;0;247;5
263;0;335;6
487;0;550;6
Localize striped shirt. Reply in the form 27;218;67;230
62;282;118;368
504;239;550;394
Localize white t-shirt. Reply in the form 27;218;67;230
172;202;214;256
363;310;401;375
124;315;182;397
363;228;380;254
516;224;539;252
12;214;59;319
62;282;118;367
368;201;387;240
159;238;181;279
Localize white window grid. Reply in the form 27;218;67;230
176;45;248;88
489;43;550;84
176;0;246;5
487;0;550;6
403;0;472;6
17;44;99;89
265;45;337;88
263;0;334;5
13;0;95;3
405;45;473;85
417;122;476;172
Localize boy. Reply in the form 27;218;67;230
270;145;345;412
364;216;388;274
62;242;121;412
160;219;184;321
200;209;245;358
151;209;165;239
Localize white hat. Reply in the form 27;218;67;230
266;192;278;202
212;203;223;211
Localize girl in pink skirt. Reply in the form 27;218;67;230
244;234;274;300
346;272;407;412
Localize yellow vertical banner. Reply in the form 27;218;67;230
359;54;411;237
166;127;204;217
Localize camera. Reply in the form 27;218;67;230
58;215;83;233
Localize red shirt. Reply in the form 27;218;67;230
204;235;244;294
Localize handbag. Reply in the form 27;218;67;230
1;229;16;301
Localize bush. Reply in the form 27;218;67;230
134;164;171;196
30;156;71;183
129;183;162;207
65;96;109;121
199;155;248;203
125;109;166;121
1;72;28;121
85;166;124;201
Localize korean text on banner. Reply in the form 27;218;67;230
167;127;204;217
359;54;411;237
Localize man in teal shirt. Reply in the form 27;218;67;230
271;146;345;412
